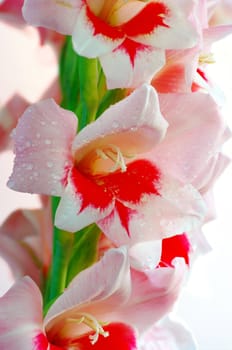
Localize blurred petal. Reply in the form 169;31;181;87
23;0;82;34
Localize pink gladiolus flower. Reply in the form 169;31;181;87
22;0;198;88
8;84;205;247
0;248;136;350
0;247;187;349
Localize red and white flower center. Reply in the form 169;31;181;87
86;0;169;36
76;143;134;177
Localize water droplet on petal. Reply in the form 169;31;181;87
112;121;119;128
45;139;52;145
26;164;33;170
25;141;31;148
47;161;53;168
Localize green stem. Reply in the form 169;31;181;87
44;198;74;307
77;56;99;130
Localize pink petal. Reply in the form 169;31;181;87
22;0;82;35
8;99;77;196
193;153;231;193
100;41;165;89
73;84;168;161
129;240;162;271
139;316;197;350
44;247;130;338
125;259;187;332
152;49;199;93
151;92;227;187
0;277;44;350
203;25;232;49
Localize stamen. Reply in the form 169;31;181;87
67;312;109;345
96;144;132;173
199;53;215;64
55;0;73;8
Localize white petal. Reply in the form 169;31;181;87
100;45;165;89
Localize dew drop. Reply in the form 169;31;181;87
46;161;53;168
25;141;31;148
45;139;52;145
112;121;119;128
26;164;33;170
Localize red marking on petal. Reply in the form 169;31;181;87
115;38;151;66
152;63;186;93
121;2;170;37
49;344;63;350
196;68;209;82
114;201;137;236
61;165;71;188
69;323;137;350
71;166;113;212
33;333;49;350
72;160;160;234
158;233;191;267
86;5;124;40
192;68;209;92
99;159;161;204
85;2;169;41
